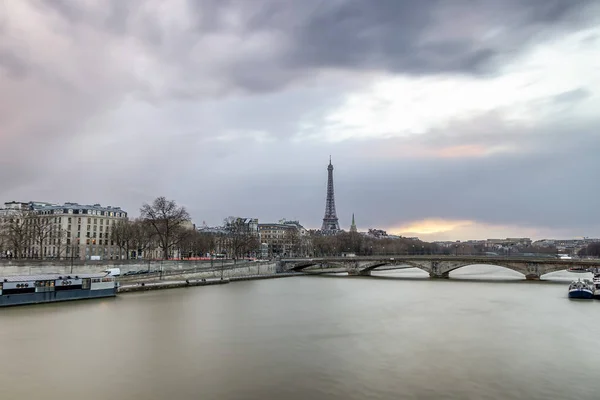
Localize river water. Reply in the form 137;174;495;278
1;266;599;400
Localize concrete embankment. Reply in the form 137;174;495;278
119;278;229;293
0;259;277;278
119;272;301;293
230;273;300;281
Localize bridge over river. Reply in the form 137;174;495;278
279;255;600;280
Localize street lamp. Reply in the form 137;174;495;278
70;245;74;274
220;257;224;280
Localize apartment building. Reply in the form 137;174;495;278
258;220;308;258
0;201;128;260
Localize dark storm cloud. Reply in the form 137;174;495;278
37;0;597;94
179;0;598;82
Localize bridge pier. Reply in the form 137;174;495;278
429;272;449;279
347;269;371;276
525;274;540;281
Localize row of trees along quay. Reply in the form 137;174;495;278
2;195;596;260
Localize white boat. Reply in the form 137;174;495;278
593;274;600;300
568;279;594;299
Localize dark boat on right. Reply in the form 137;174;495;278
568;279;594;299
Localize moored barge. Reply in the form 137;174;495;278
0;273;117;307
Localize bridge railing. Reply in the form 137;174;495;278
281;254;600;263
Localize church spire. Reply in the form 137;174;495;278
350;213;357;233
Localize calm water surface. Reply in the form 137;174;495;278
1;267;600;400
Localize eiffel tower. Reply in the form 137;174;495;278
321;156;340;234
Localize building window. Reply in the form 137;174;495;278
94;218;97;224
68;217;72;223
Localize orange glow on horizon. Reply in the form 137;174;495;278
391;219;474;235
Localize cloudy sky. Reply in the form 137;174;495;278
1;0;599;241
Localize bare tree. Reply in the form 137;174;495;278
111;220;134;259
54;228;69;260
129;219;155;259
30;214;54;259
579;243;600;258
0;210;33;258
140;197;191;260
283;228;302;257
223;217;259;259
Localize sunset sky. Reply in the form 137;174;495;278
1;0;599;240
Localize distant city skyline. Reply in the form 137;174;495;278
1;1;599;241
1;198;596;244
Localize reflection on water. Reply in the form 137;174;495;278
1;274;599;400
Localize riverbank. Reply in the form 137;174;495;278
118;272;300;293
119;278;229;292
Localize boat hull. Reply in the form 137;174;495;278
0;288;116;307
568;289;594;299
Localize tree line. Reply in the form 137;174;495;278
578;243;600;257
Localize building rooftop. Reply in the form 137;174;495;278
30;202;127;216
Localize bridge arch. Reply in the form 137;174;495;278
443;263;526;278
289;261;347;272
360;261;429;273
361;261;533;278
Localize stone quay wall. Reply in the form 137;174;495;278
0;259;275;277
119;262;278;282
